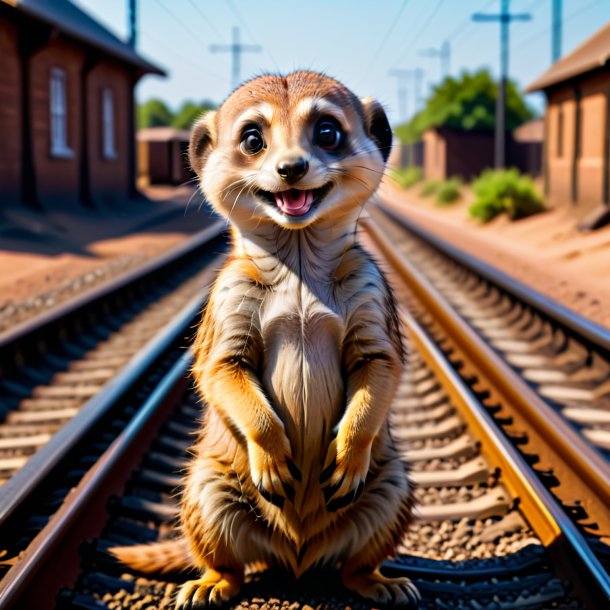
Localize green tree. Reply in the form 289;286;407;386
172;100;217;130
137;99;173;129
394;69;535;144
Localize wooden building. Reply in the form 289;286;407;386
422;123;543;182
422;127;495;181
526;21;610;227
0;0;164;210
137;128;192;186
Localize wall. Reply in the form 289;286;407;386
0;17;21;205
29;38;84;208
445;129;495;180
87;60;131;204
546;86;577;208
423;130;446;180
577;72;608;212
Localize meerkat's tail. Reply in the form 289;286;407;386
109;539;193;574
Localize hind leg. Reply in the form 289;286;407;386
340;434;419;608
175;563;244;609
342;556;419;608
178;424;263;608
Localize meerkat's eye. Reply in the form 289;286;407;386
240;127;265;155
314;118;343;151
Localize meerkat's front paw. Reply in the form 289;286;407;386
320;436;371;512
248;438;301;509
175;569;243;609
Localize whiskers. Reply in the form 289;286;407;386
220;175;259;223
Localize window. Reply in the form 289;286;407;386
557;107;564;158
102;88;117;159
49;68;73;158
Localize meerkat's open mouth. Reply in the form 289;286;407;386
257;183;333;217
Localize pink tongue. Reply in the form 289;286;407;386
274;189;314;216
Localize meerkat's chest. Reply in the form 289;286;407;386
258;278;345;443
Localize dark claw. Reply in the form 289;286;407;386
257;482;285;509
326;491;355;512
297;541;309;565
286;459;302;482
282;481;295;503
323;480;341;504
320;459;336;483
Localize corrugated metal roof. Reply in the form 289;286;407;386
4;0;166;76
526;20;610;92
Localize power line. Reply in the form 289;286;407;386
446;0;496;47
472;0;531;169
210;26;262;91
552;0;562;62
141;30;229;84
513;0;604;58
151;0;206;48
226;0;280;71
419;41;451;80
187;0;225;42
128;0;136;48
362;0;411;79
397;0;445;64
388;69;412;122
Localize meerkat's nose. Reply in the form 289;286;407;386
277;157;309;184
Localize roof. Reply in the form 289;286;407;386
137;128;191;142
513;118;544;142
3;0;166;76
526;21;610;92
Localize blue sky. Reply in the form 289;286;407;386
75;0;610;125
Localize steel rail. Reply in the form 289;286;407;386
0;351;192;610
377;197;610;356
0;220;224;351
0;237;225;528
401;308;609;608
363;216;610;605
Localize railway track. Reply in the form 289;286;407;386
0;222;228;581
1;211;608;609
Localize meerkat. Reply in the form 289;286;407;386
111;71;418;609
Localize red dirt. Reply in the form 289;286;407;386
377;180;610;331
0;185;217;327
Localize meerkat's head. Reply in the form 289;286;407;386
189;71;392;231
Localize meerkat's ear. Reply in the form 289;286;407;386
361;98;393;163
189;111;217;176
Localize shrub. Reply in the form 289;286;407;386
420;179;439;197
435;177;462;206
390;166;423;189
469;169;543;222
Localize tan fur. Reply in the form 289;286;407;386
111;72;418;608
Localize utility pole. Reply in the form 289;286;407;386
413;68;425;113
388;69;411;122
209;27;261;90
552;0;562;62
419;41;451;81
128;0;137;48
472;1;531;169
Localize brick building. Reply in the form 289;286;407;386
137;128;192;186
421;123;543;182
0;0;164;210
526;21;610;226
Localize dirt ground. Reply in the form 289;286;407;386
0;184;218;331
377;179;610;331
